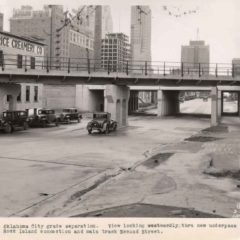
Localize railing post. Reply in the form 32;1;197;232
181;62;184;77
232;63;235;78
107;60;110;74
68;58;70;73
24;56;27;72
145;61;147;75
87;58;90;74
126;61;128;75
215;63;218;77
46;56;49;73
199;63;201;77
163;62;165;76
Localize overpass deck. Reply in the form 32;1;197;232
0;56;240;86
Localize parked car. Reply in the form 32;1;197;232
28;108;59;128
0;110;29;133
58;108;82;123
87;112;117;134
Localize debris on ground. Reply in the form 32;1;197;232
142;153;174;168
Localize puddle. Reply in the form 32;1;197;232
204;170;240;180
73;203;223;218
184;136;221;142
202;125;229;133
142;153;174;168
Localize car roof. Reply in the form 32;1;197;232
93;112;109;114
3;110;26;112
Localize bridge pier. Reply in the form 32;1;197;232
211;87;219;126
157;90;180;116
104;85;130;127
0;83;21;112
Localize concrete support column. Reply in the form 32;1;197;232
238;92;240;116
157;90;180;116
217;89;222;118
211;87;219;126
104;85;130;127
8;95;17;111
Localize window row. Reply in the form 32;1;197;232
69;30;94;50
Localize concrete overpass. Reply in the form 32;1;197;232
1;57;240;127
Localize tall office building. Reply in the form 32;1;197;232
101;33;130;72
10;5;94;66
10;5;112;65
181;40;210;75
92;6;113;62
130;6;151;64
0;13;3;31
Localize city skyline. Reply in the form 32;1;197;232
0;0;239;64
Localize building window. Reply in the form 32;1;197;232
17;91;21;102
6;95;11;102
34;86;38;102
30;57;35;69
0;50;3;67
26;86;30;102
17;54;23;68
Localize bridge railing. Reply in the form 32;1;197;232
0;53;239;78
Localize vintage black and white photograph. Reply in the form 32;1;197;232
0;0;240;220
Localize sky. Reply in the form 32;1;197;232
0;0;240;64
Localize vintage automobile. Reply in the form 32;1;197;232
0;110;29;133
58;108;82;123
87;112;117;134
28;108;59;127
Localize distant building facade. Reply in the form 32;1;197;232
130;6;151;65
10;5;94;68
0;31;44;111
181;40;210;75
10;5;113;69
101;33;130;72
232;58;240;76
0;13;3;31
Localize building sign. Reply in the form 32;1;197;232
0;33;44;56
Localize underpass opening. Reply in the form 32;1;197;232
221;91;239;116
129;90;158;116
179;90;211;117
89;90;104;112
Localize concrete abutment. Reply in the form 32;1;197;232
104;85;130;127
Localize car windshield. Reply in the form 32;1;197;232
63;109;71;113
93;113;107;119
16;112;26;117
39;110;54;114
3;112;11;118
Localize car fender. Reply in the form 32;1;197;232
102;121;108;131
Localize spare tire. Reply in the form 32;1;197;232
4;123;13;133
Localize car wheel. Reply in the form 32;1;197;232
4;123;12;133
105;125;109;134
88;129;92;134
23;122;29;130
41;121;46;128
113;124;117;131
